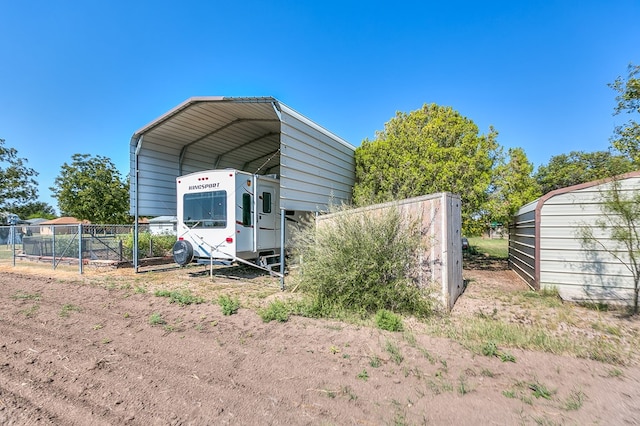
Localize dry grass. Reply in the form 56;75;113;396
3;255;639;365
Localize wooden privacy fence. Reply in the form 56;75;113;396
316;193;464;310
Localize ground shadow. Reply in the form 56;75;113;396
463;249;509;271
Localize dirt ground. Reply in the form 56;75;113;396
1;259;639;425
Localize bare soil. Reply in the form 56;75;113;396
1;258;639;425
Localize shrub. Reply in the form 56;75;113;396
218;294;240;315
149;312;166;325
375;309;404;331
259;300;291;323
122;231;176;258
292;206;432;318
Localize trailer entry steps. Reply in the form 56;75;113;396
259;253;282;276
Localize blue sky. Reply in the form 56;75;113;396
1;1;639;213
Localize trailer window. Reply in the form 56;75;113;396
242;193;252;226
262;192;272;214
183;191;227;228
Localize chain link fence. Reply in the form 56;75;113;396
0;223;176;273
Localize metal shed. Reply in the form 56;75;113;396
130;96;356;272
509;171;640;304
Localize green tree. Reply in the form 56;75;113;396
11;201;56;220
489;147;541;224
353;104;500;234
609;63;640;164
534;150;634;195
0;138;39;210
50;153;130;224
579;178;640;314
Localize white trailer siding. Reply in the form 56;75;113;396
509;171;640;304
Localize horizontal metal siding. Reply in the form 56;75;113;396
130;141;181;216
278;156;352;197
538;177;640;302
508;201;537;288
279;105;355;212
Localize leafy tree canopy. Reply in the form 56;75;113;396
609;63;640;164
10;201;56;220
534;150;634;195
489;147;541;224
0;138;39;210
50;153;130;224
353;103;500;234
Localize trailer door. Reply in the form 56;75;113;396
257;184;277;251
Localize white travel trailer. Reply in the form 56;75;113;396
172;169;300;270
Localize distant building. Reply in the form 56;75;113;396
148;215;177;235
39;217;90;235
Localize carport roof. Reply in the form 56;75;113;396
130;96;356;217
132;96;285;176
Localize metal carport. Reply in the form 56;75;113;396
129;96;356;277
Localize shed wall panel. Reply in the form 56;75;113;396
509;173;640;304
279;105;355;212
130;143;181;216
508;200;538;288
537;175;640;303
279;158;353;196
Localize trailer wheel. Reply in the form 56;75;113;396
172;240;194;266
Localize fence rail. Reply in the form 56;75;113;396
0;223;176;273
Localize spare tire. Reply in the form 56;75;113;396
172;240;194;266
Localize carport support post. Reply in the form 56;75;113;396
280;209;286;290
52;226;56;269
133;135;143;273
78;223;83;275
10;223;15;267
